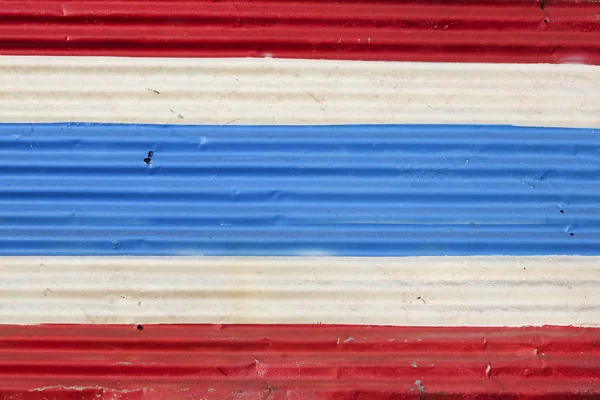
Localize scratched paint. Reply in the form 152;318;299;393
1;123;598;256
0;57;597;127
0;324;598;399
0;256;598;326
0;0;598;63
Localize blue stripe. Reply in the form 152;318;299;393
0;123;598;256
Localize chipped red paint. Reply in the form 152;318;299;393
0;324;598;399
0;0;598;63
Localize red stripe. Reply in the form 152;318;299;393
0;324;598;399
0;0;598;63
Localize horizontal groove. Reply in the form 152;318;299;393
0;57;597;127
0;357;598;381
0;168;597;180
0;84;594;93
0;190;597;199
3;293;599;309
3;226;593;232
0;60;596;76
0;256;598;326
0;30;597;50
0;216;598;227
1;152;598;161
0;0;596;63
4;380;600;400
3;97;600;112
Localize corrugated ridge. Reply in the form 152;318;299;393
1;256;599;326
0;0;598;63
0;324;598;399
0;57;598;128
1;123;599;256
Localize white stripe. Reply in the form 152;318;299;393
0;56;598;127
2;256;598;326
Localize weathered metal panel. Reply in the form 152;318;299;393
0;0;598;63
0;0;597;398
0;57;598;128
0;256;599;326
0;324;598;399
1;123;598;256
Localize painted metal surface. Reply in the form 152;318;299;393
0;2;597;399
1;256;599;326
0;57;599;128
1;123;598;256
0;324;598;399
0;0;598;64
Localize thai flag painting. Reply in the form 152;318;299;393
0;0;599;398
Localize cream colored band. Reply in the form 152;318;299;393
0;56;598;127
2;256;598;326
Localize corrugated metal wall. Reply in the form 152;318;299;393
0;0;599;398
